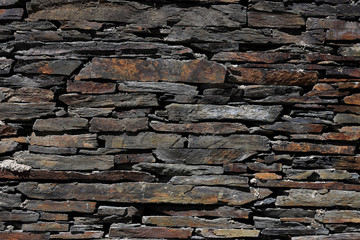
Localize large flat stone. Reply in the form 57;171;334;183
67;80;116;94
272;141;355;155
189;135;270;151
0;140;19;154
117;81;198;94
15;151;113;170
33;118;88;132
292;233;360;240
23;200;96;213
212;52;291;63
318;210;360;223
14;60;82;76
30;133;97;148
0;210;39;222
22;222;69;232
17;182;272;205
89;117;148;132
75;58;226;84
276;189;360;208
0;103;56;121
101;133;184;149
0;233;49;240
169;175;248;187
248;12;304;28
0;8;23;20
133;163;224;176
8;87;54;103
196;228;260;238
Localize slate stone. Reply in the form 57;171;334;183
23;200;96;213
150;121;248;134
0;8;23;20
327;29;360;41
8;87;54;103
292;233;360;240
292;155;348;169
223;163;248;173
89;117;148;132
188;135;270;151
75;58;226;84
50;231;104;239
59;93;158;108
115;153;155;164
196;228;260;238
0;0;18;6
248;12;305;28
261;223;329;236
15;151;114;171
14;60;82;76
212;52;291;63
22;222;69;232
15;31;63;42
169;175;248;187
272;141;355;155
344;93;360;106
0;192;21;207
133;163;224;176
117;81;198;95
30;133;97;149
33;118;88;132
0;58;13;75
40;212;68;221
285;169;358;180
247;162;282;172
0;124;17;137
0;210;39;222
335;156;360;170
166;104;283;123
17;182;272;205
101;133;185;149
334;113;360;124
0;140;19;154
276;189;360;208
0;102;56;121
28;146;76;155
0;74;65;88
0;233;49;240
68;107;113;117
254;216;281;229
243;85;302;98
261;122;324;133
67;80;116;94
142;216;251;228
318;210;360;223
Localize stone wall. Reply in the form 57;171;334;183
1;0;360;239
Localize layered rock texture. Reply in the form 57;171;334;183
0;0;360;239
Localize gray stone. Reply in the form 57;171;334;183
169;175;248;187
33;118;88;132
133;163;224;176
28;146;77;155
0;210;39;222
118;81;198;95
0;192;21;208
0;103;56;121
254;217;281;229
334;114;360;124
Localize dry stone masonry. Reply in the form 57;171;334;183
0;0;360;239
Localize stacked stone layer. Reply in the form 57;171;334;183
0;0;360;239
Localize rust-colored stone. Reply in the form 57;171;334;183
328;105;360;114
67;80;116;94
0;233;48;240
23;200;96;213
229;67;318;86
272;141;355;155
327;29;360;41
0;125;17;136
248;11;304;28
340;126;360;132
224;163;247;173
338;82;360;89
75;58;226;84
344;93;360;105
323;132;360;141
335;156;360;170
212;52;291;63
255;173;282;180
15;60;82;76
150;121;248;134
306;54;358;62
30;133;97;148
8;87;54;103
40;212;68;221
90;117;148;132
319;210;360;223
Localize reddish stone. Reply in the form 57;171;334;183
89;117;148;132
109;225;192;239
323;132;360;141
30;133;97;148
0;125;17;136
22;222;69;232
23;200;96;213
40;212;68;221
257;180;360;191
340;126;360;132
75;58;226;84
327;29;360;41
0;8;23;20
0;233;48;240
0;169;155;182
335;156;360;170
67;80;116;94
212;52;291;63
248;12;304;28
338;82;360;89
150;121;248;134
280;217;313;223
319;78;355;83
328;105;360;114
229;67;318;86
272;141;355;155
114;153;156;164
255;173;282;180
305;90;349;97
344;93;360;105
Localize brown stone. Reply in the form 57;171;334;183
335;156;360;170
166;103;283;123
30;133;97;148
0;210;39;222
334;113;360;124
247;162;282;172
60;20;103;30
224;163;247;173
261;122;324;133
0;8;23;20
33;118;88;132
158;206;250;219
0;233;49;240
15;151;114;171
248;11;304;28
229;67;318;86
306;54;358;62
318;210;360;224
255;173;282;180
257;180;360;192
68;107;114;117
344;93;360;105
338;82;360;89
115;153;155;164
276;189;360;208
143;216;251;228
67;80;116;94
109;224;192;239
75;58;226;84
212;52;291;63
285;169;357;180
0;125;17;136
323;132;360;141
327;29;360;41
90;117;148;132
40;212;68;221
272;141;355;155
0;169;155;182
169;175;249;187
101;133;184;149
50;231;104;239
23;200;96;213
150;121;248;134
196;228;260;238
189;135;270;151
133;163;224;176
22;222;69;232
328;105;360;114
14;60;82;76
0;103;56;121
340;126;360;132
327;68;360;78
59;93;158;108
17;182;272;205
